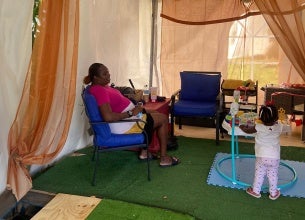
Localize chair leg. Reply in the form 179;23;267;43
91;146;97;161
216;113;220;145
170;114;175;137
92;149;99;186
146;148;151;181
178;117;182;129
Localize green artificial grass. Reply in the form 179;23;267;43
33;137;305;220
87;199;194;220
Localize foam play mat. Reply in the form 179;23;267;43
207;152;305;198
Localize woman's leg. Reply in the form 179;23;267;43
150;112;168;157
150;112;179;165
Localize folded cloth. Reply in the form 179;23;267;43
222;79;255;90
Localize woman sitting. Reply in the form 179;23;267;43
83;63;180;167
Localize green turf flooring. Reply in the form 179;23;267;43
33;137;305;219
87;199;194;220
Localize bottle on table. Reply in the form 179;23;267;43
143;84;150;103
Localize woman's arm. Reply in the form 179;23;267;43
99;103;143;122
239;124;257;134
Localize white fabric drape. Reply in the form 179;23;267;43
160;20;232;97
0;0;33;194
77;0;152;89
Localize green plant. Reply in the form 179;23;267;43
32;0;41;47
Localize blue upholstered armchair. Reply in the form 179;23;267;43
82;86;150;185
170;71;222;145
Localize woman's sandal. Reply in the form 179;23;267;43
159;156;180;167
138;152;160;161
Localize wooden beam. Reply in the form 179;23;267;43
31;193;101;220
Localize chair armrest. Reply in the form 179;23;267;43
170;89;181;113
171;89;181;101
170;89;181;106
217;91;223;112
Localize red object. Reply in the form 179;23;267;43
295;119;303;126
265;100;275;106
237;86;250;91
144;98;171;153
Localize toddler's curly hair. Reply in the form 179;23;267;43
259;104;279;125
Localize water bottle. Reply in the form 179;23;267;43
233;90;240;103
143;84;149;103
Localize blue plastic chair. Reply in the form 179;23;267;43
170;71;222;145
81;86;150;185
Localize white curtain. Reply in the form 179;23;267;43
0;0;33;194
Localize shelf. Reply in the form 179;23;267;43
221;80;258;113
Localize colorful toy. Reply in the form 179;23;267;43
278;107;287;122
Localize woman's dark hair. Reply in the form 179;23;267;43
259;104;278;125
83;63;108;85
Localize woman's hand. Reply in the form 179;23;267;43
132;106;143;116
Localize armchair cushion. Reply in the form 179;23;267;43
180;72;221;102
173;100;217;117
94;133;145;148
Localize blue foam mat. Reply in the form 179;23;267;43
207;152;305;198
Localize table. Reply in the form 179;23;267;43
262;86;305;140
262;86;305;114
144;98;171;153
218;117;297;189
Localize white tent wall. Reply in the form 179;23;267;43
30;0;154;172
0;0;33;195
52;0;153;159
0;0;154;196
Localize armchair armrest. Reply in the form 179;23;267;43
171;89;181;102
170;89;181;108
217;91;223;112
170;89;181;111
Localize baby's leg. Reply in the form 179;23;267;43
266;158;280;196
252;157;267;194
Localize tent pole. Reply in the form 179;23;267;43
149;0;157;88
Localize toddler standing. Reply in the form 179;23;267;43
239;103;290;200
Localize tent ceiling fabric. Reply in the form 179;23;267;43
161;0;260;25
160;0;305;99
161;0;305;25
